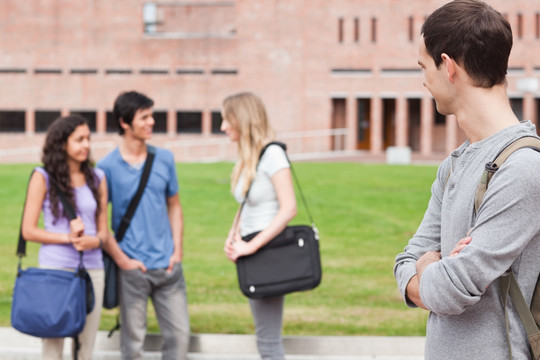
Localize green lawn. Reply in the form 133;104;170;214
0;162;436;336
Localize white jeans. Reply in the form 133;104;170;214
42;268;104;360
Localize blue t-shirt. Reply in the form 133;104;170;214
98;146;179;269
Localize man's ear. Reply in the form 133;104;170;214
441;53;456;82
119;118;129;131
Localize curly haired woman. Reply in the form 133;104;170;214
21;114;107;360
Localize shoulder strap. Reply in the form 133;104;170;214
17;171;36;257
114;145;156;243
500;272;540;360
236;142;318;239
17;169;78;258
474;136;540;214
245;141;286;199
265;142;315;227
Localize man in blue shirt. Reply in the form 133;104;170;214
99;91;189;360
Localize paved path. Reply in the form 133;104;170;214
0;327;425;359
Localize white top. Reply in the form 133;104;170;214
234;144;290;236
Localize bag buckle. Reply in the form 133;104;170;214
485;161;499;173
312;224;320;241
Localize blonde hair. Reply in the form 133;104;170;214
222;92;275;195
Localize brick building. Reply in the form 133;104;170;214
0;0;539;162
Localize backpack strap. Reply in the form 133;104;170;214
499;272;540;360
474;136;540;214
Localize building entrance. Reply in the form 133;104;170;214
356;99;371;150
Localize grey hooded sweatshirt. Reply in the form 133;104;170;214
394;121;540;360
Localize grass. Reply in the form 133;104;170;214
0;162;436;336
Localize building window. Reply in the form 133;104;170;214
105;69;133;75
0;111;25;132
371;17;377;43
106;111;117;133
331;68;372;75
140;69;169;75
35;111;61;133
536;13;540;39
153;111;167;133
517;13;523;39
407;99;421;152
356;99;371;150
143;2;236;39
71;111;97;132
510;98;524;120
211;69;238;75
211;111;223;134
177;111;202;133
408;16;414;42
535;98;540;124
177;69;204;75
338;17;344;43
354;17;360;43
0;68;26;74
434;104;446;125
143;2;159;34
70;69;98;75
34;68;62;74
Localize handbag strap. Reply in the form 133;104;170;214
114;145;156;243
17;169;79;258
234;141;318;239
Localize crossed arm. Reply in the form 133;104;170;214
398;151;540;315
405;237;471;310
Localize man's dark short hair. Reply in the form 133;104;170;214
113;91;154;135
422;0;512;88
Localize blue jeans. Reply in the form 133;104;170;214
119;263;190;360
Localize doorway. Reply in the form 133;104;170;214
331;98;346;150
357;98;371;150
382;98;396;149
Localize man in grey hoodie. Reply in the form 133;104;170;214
394;1;540;359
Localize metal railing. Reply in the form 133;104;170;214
163;128;349;162
0;128;349;163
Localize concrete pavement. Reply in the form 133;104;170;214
0;327;424;359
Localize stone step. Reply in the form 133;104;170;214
0;327;425;360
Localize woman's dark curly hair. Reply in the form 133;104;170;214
42;115;100;222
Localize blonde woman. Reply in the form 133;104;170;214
222;92;297;360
